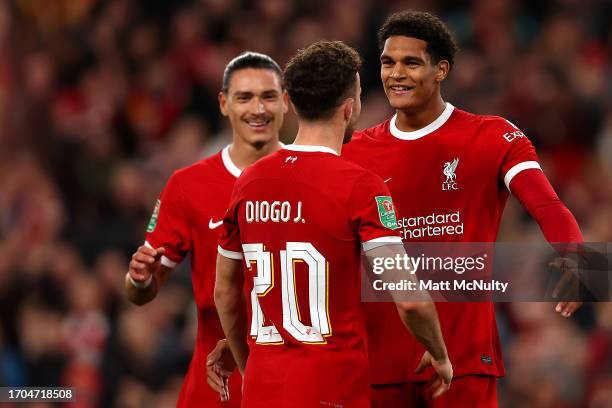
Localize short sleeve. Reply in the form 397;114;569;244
218;188;243;260
347;171;402;251
145;172;192;267
493;118;542;189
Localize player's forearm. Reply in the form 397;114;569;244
214;290;249;373
396;301;448;362
125;273;159;305
215;255;249;373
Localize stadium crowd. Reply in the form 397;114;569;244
0;0;610;407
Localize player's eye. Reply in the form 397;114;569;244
381;60;394;66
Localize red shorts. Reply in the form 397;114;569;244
371;375;498;408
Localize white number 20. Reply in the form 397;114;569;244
242;242;331;344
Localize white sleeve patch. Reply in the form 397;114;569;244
504;161;542;190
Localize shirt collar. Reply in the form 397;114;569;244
389;102;454;140
282;144;339;156
221;145;242;178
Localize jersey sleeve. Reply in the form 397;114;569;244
347;170;402;251
508;169;583;247
145;172;191;268
217;188;243;260
490;118;542;190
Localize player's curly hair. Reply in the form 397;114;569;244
283;41;362;121
378;10;458;69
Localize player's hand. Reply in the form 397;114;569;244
128;245;165;285
549;255;584;317
415;351;453;399
206;339;236;402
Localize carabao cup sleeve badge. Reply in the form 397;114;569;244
147;199;161;233
375;196;399;229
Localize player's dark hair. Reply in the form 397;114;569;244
222;51;282;93
283;41;362;121
378;10;458;69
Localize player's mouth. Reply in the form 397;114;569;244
244;118;272;131
388;85;414;95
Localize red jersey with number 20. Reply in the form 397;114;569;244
343;103;541;383
218;145;402;408
145;146;243;407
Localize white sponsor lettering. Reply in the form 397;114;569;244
503;130;525;143
396;211;464;239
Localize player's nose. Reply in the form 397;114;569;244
389;64;406;79
252;97;266;113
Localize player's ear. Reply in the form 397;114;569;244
218;91;229;116
435;60;450;83
281;90;289;114
343;98;354;123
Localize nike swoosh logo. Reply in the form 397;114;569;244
384;178;392;183
209;219;223;229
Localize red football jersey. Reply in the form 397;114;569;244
145;146;243;407
218;145;402;408
343;103;540;383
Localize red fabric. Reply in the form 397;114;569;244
218;147;400;407
344;104;583;402
371;376;498;408
508;168;583;244
146;150;241;408
344;107;532;383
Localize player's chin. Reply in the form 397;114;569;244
243;130;276;147
385;92;415;110
388;96;419;111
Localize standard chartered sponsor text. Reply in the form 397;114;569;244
397;210;464;239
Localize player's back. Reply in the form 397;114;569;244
222;145;399;407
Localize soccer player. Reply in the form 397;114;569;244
215;41;452;408
125;52;288;407
342;10;584;408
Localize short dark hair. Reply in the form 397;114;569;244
378;10;458;69
283;41;362;121
222;51;282;93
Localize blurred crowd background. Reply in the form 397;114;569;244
0;0;610;407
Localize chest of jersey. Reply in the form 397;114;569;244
349;132;507;242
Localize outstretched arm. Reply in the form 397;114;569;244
509;168;584;316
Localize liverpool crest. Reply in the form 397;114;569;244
442;158;459;191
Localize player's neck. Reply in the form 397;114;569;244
293;122;343;155
228;138;282;170
395;96;446;132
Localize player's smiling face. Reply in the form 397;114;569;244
380;36;445;112
220;68;288;147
